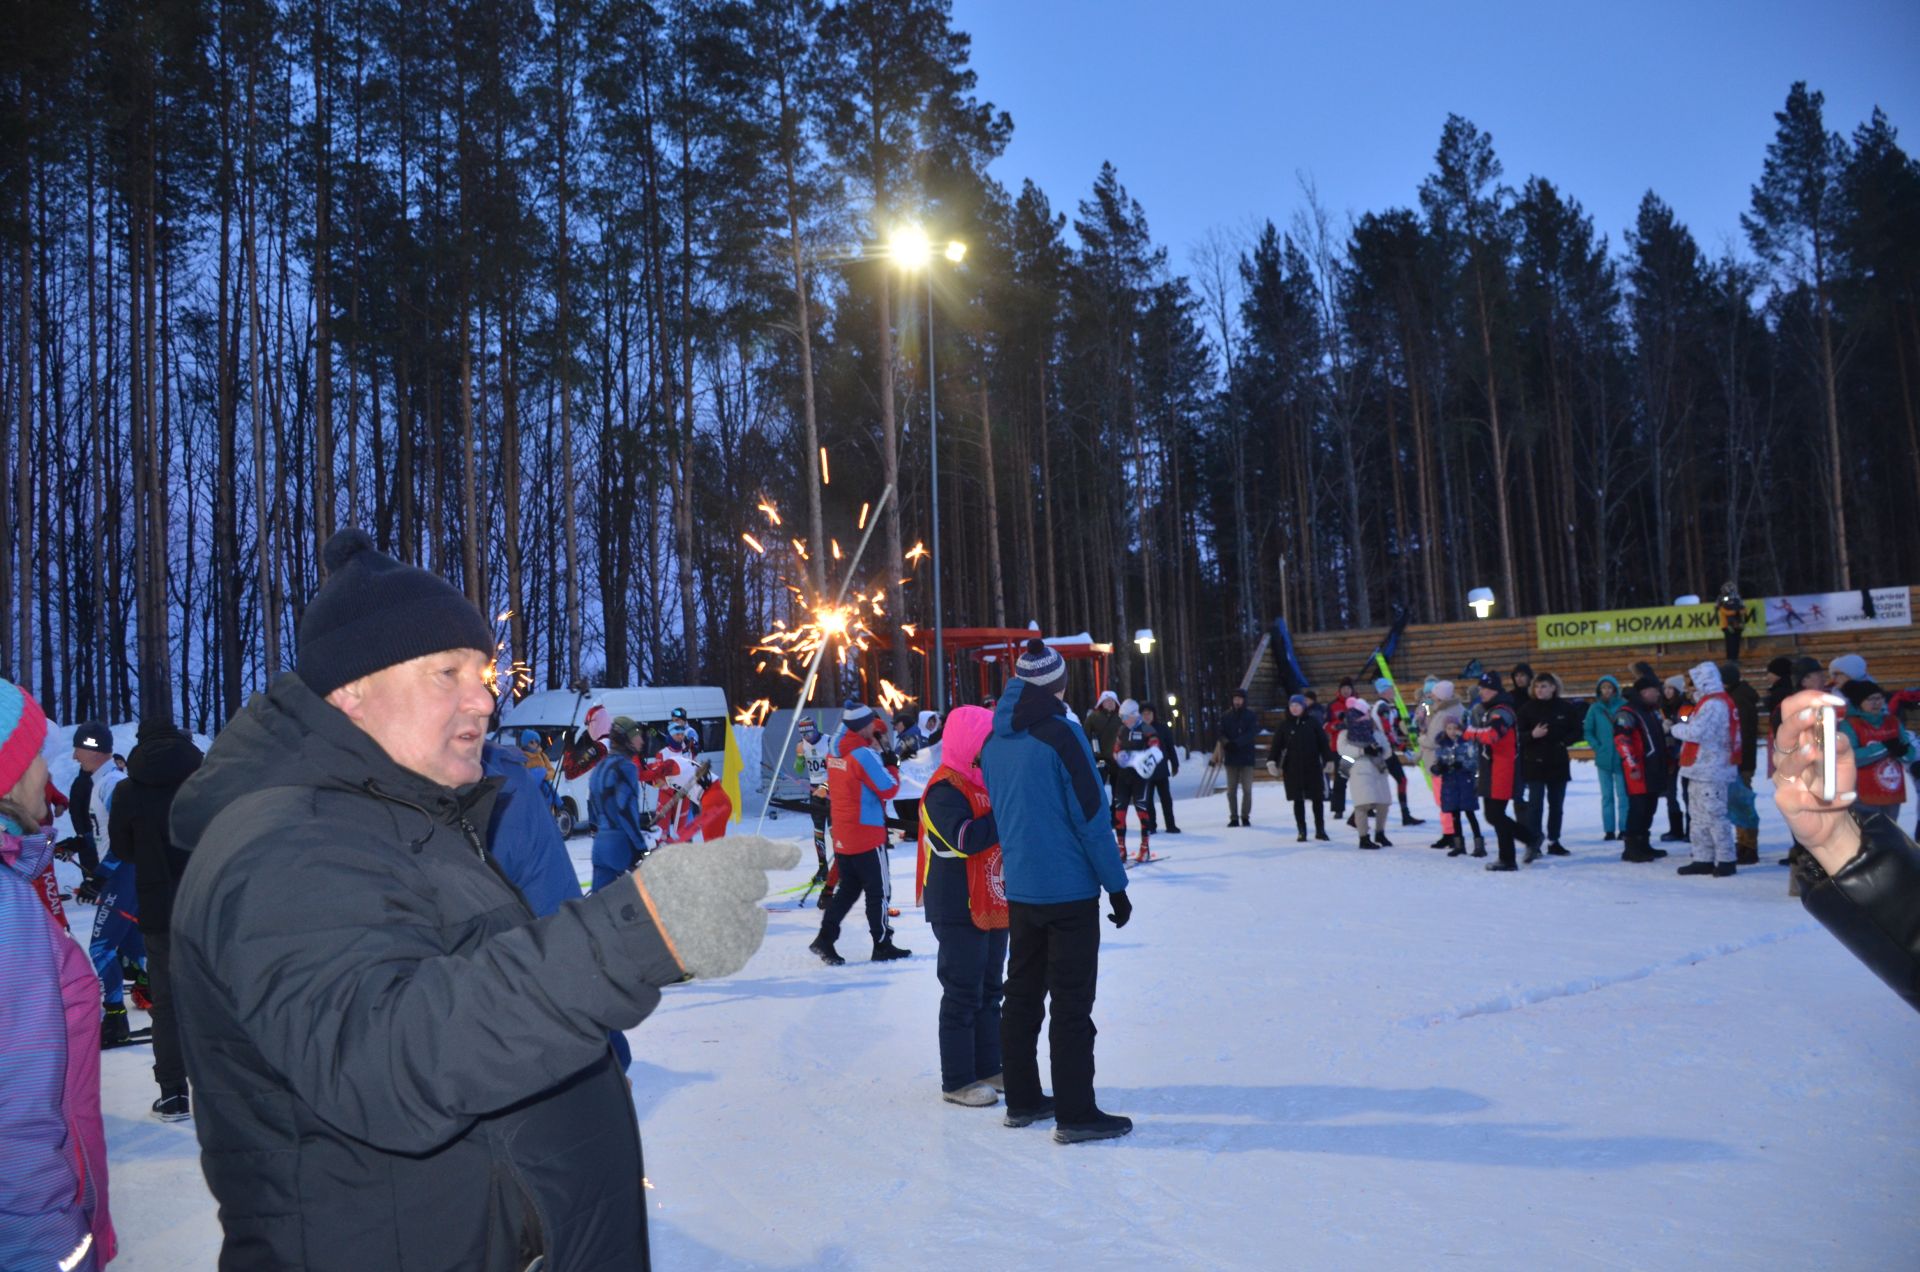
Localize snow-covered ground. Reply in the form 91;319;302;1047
81;760;1920;1270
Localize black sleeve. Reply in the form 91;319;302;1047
192;819;687;1154
924;783;996;855
1799;811;1920;1014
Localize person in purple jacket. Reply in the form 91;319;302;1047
0;679;116;1270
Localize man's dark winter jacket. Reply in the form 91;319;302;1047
1217;706;1261;768
1799;810;1920;1013
1266;712;1332;802
110;720;204;935
1083;704;1122;766
169;673;685;1271
1516;695;1581;786
1723;669;1761;774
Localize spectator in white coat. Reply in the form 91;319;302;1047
1671;661;1740;877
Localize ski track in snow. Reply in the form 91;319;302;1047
1400;921;1821;1028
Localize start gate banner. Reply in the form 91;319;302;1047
1536;600;1767;651
1762;588;1912;635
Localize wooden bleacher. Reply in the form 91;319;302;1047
1228;586;1920;778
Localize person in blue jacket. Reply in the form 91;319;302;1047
979;639;1134;1145
482;741;582;917
590;717;654;892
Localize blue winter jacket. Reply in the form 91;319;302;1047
980;678;1129;904
589;751;652;891
483;743;583;916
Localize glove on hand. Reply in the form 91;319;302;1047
634;834;802;979
1107;890;1132;929
1266;761;1280;778
75;875;104;904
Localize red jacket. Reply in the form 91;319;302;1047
1325;694;1357;750
827;730;899;855
1464;700;1519;801
1847;710;1909;808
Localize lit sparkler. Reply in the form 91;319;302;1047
819;448;831;485
742;532;766;555
482;609;534;701
905;541;928;565
757;498;782;527
857;501;871;530
733;698;772;727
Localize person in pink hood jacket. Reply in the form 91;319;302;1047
0;680;115;1270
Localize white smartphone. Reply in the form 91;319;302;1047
1820;704;1838;802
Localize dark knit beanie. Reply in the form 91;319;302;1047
72;720;113;754
1632;674;1663;695
1478;670;1503;691
296;528;496;698
1014;638;1067;692
1841;679;1884;708
1766;656;1794;680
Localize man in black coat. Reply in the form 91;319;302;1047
1217;688;1260;828
109;716;204;1121
169;530;796;1271
1721;661;1763;864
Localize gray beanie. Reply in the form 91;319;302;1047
1014;638;1066;691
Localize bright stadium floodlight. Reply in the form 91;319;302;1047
944;239;967;263
1468;588;1496;619
889;225;932;268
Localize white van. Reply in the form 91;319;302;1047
493;686;729;835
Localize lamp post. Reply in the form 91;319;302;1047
1467;588;1496;619
888;226;967;714
1134;628;1156;706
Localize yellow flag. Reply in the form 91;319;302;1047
721;718;745;825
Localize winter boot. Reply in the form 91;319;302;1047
1602;830;1617;842
808;936;845;966
872;937;913;962
1430;835;1452;849
1470;839;1487;858
1054;1109;1134;1144
100;1004;130;1049
1547;841;1570;857
1228;817;1242;828
152;1090;191;1123
1314;828;1331;842
1357;835;1379;850
1676;860;1717;876
943;1082;999;1108
1004;1096;1057;1128
1713;861;1738;878
1296;832;1308;843
1484;859;1518;872
1374;832;1394;847
1735;828;1759;866
1400;808;1425;827
1447;834;1467;857
1620;835;1658;863
1523;844;1543;864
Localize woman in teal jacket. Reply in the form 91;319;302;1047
1584;675;1628;840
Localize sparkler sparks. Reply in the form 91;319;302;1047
742;533;766;555
757;498;782;527
905;541;928;565
877;679;914;714
831;539;843;561
733;698;772;727
482;609;534;701
858;501;871;530
819;448;831;485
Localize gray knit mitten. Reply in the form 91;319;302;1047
634;835;802;979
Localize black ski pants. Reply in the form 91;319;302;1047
1001;897;1103;1124
147;930;186;1096
818;848;891;947
1482;796;1528;867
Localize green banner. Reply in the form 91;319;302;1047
1535;600;1767;651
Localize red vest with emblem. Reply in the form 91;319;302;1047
1850;710;1909;806
1678;691;1740;768
916;766;1008;931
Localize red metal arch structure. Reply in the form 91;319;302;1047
860;627;1112;708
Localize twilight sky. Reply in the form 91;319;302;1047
951;0;1920;269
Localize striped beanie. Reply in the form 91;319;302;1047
1014;638;1066;691
841;702;878;733
0;681;48;796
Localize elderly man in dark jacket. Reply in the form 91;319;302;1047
169;529;795;1271
109;717;204;1121
1217;689;1260;827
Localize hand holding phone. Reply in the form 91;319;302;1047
1772;690;1860;875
